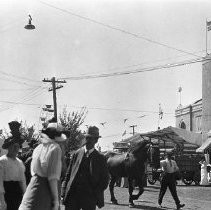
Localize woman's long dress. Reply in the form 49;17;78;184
200;162;209;186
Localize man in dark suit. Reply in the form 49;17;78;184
61;126;109;210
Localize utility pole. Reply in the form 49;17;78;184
130;125;137;135
42;77;66;122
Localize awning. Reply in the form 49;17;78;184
121;126;202;147
196;137;211;153
139;126;202;146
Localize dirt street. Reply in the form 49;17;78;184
102;181;211;210
60;181;211;210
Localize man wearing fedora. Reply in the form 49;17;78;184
61;126;109;210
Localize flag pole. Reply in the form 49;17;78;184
206;18;208;55
158;104;160;130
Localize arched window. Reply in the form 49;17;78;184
180;121;186;129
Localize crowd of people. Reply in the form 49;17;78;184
0;120;109;210
1;119;211;210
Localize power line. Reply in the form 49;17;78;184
75;49;206;76
0;87;45;113
0;76;42;87
0;70;41;84
39;1;201;58
0;87;39;91
0;100;40;106
0;99;175;115
14;87;45;103
58;104;174;115
59;57;208;81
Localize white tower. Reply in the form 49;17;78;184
202;54;211;141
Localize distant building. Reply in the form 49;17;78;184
175;54;211;142
175;99;202;133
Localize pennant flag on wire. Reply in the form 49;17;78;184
100;122;107;127
207;21;211;31
122;130;127;136
159;104;163;119
123;118;128;123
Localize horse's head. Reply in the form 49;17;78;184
129;139;151;162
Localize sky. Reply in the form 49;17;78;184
0;0;209;150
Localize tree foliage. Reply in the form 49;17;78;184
20;121;39;143
59;107;88;152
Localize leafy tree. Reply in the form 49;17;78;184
0;121;39;145
20;121;39;144
59;107;88;152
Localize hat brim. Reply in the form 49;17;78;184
2;137;22;149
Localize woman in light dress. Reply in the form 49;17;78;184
19;124;66;210
0;137;26;210
199;156;209;186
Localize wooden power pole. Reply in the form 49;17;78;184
42;77;66;122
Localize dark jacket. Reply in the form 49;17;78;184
62;148;109;208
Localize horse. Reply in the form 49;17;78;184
104;139;151;207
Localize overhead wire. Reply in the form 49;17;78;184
0;87;45;113
58;104;174;115
70;49;207;77
0;70;42;84
0;87;39;91
38;0;201;58
59;57;208;81
0;76;43;87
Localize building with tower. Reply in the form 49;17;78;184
175;55;211;143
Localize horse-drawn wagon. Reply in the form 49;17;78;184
175;153;202;185
139;126;203;186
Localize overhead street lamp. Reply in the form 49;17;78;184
24;14;35;30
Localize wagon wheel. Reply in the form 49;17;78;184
147;173;157;185
182;177;193;185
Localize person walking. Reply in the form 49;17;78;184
19;125;66;210
199;156;210;186
61;126;109;210
158;151;185;210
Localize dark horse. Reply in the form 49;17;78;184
104;139;151;207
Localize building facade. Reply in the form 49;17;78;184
175;54;211;142
175;99;202;133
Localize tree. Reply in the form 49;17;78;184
0;121;39;145
19;121;39;146
59;107;88;152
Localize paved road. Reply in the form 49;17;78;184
61;181;211;210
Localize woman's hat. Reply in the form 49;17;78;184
84;126;101;138
8;121;21;130
2;136;22;149
41;127;61;140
